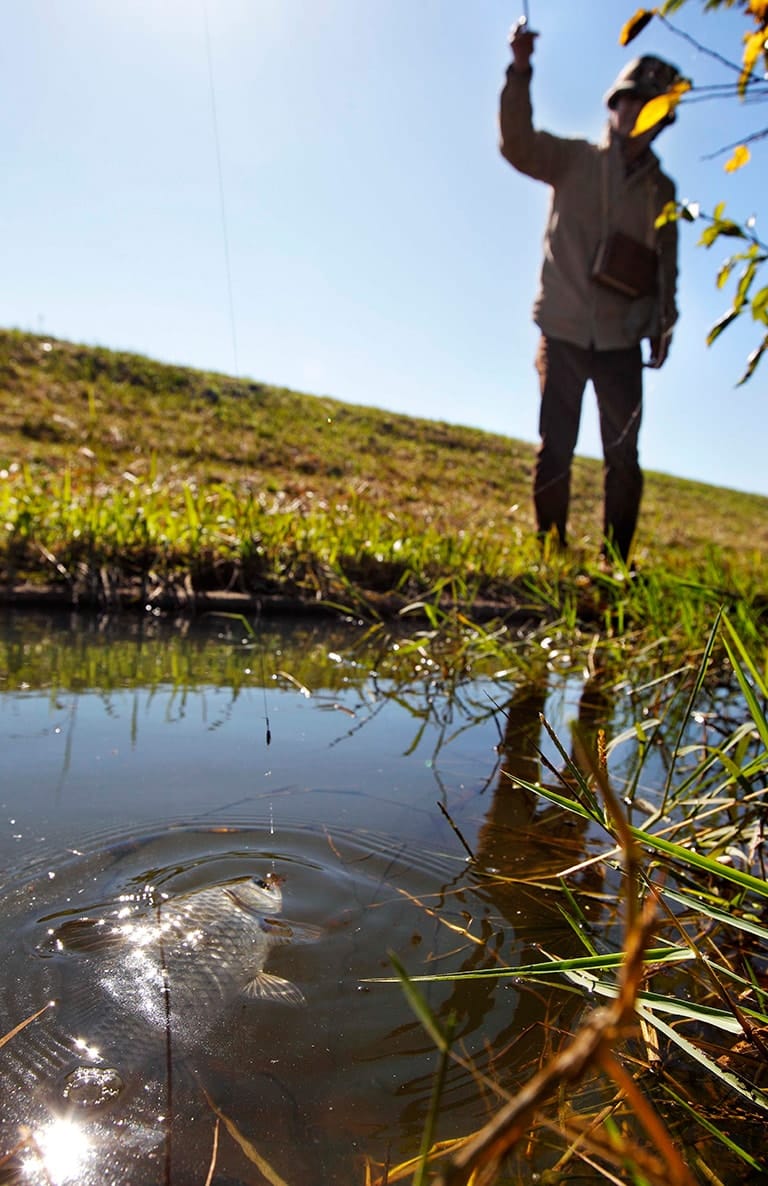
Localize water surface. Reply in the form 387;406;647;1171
0;610;651;1184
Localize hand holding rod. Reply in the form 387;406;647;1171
510;2;538;70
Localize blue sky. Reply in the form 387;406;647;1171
2;1;766;496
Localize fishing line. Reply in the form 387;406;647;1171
200;7;273;750
254;601;273;749
201;0;239;376
155;897;174;1186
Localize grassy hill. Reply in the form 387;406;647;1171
1;327;766;621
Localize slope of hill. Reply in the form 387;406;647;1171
1;328;766;618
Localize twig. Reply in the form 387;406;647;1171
436;801;475;862
431;729;699;1186
431;893;663;1186
657;12;745;77
0;1001;54;1048
203;1118;220;1186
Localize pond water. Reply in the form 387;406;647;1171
0;609;715;1184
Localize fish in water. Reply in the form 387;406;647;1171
0;873;315;1185
44;872;309;1058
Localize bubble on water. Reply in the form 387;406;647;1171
62;1065;125;1108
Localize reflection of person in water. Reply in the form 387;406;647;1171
393;678;615;1156
420;679;612;1087
476;676;611;881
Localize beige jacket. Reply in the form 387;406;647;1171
499;66;678;349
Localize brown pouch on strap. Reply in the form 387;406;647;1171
592;231;657;299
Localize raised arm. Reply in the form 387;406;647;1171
499;27;572;186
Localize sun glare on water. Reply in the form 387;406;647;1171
24;1117;93;1185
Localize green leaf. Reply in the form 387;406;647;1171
629;824;768;900
561;965;760;1033
369;947;693;984
706;308;740;346
751;286;768;325
716;259;736;289
699;220;745;248
721;611;768;749
735;259;758;311
660;1083;766;1175
654;199;680;229
736;336;768;385
660;607;722;813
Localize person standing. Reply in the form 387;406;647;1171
500;26;684;564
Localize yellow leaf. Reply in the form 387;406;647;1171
619;8;658;46
630;78;691;136
747;1;768;20
740;29;766;95
724;144;751;173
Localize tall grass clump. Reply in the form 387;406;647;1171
374;610;768;1184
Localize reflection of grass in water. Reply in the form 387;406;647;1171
378;611;768;1185
0;613;368;695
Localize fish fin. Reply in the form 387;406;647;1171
273;918;324;945
260;918;323;946
242;972;305;1006
46;918;127;954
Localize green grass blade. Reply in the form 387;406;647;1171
506;778;592;822
368;946;692;984
389;951;450;1052
629;825;768;899
659;885;768;942
660;1081;766;1174
660;607;723;814
721;611;768;751
560;965;764;1033
413;1016;455;1186
635;1002;768;1113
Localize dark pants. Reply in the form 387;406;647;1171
533;335;644;562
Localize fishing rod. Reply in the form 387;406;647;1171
514;0;538;36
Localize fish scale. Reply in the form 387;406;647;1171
48;876;306;1057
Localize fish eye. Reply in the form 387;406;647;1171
254;878;270;890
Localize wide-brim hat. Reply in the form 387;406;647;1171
605;55;683;110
